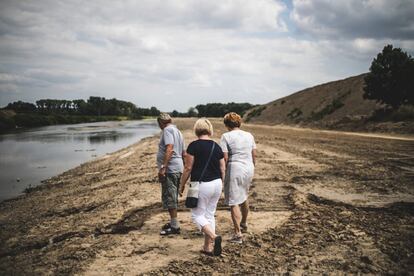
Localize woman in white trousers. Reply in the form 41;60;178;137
179;118;226;256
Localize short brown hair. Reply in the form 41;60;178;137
223;112;241;129
194;118;213;137
157;113;172;125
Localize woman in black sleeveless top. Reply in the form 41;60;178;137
179;118;225;256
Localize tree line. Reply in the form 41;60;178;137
4;98;256;118
4;97;161;118
171;102;256;118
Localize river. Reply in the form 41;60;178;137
0;120;160;201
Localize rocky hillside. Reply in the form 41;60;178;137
245;74;382;128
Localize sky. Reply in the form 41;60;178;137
0;0;413;112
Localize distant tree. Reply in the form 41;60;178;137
87;96;106;115
36;99;47;112
72;99;87;114
187;107;198;117
171;110;179;117
6;97;161;119
149;106;161;116
195;102;255;117
5;101;36;113
363;44;414;109
195;104;207;117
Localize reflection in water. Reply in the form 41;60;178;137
0;120;159;201
87;131;135;143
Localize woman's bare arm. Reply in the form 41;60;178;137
219;158;226;183
252;149;257;167
223;152;229;165
179;153;194;196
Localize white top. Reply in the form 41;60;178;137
220;129;256;166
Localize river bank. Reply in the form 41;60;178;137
0;119;159;201
0;109;145;132
0;118;413;275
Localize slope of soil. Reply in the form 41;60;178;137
244;75;414;134
245;74;379;124
0;118;413;275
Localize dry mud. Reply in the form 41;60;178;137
0;118;413;275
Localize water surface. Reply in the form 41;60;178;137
0;120;159;201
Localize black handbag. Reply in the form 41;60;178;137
185;141;215;208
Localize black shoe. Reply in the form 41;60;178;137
160;227;180;236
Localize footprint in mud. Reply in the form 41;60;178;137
84;210;292;274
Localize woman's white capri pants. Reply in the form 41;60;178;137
191;178;222;233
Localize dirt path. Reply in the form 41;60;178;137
0;118;413;275
253;123;414;141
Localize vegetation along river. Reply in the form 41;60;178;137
0;119;159;201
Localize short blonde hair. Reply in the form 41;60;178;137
194;118;213;137
223;112;242;129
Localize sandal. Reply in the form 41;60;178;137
160;226;180;236
200;250;214;256
229;235;243;244
213;235;222;256
240;222;248;233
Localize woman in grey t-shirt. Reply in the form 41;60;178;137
220;112;256;244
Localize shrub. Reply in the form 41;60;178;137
0;114;16;130
245;106;266;122
310;98;344;120
371;105;414;122
287;108;303;119
391;105;414;121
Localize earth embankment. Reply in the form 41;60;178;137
0;118;413;275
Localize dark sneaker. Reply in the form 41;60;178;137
161;223;171;230
160;227;180;236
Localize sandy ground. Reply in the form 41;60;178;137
0;118;413;275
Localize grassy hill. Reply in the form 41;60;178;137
244;74;414;133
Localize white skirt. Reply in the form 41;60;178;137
224;162;254;206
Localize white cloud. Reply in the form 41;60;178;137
0;0;413;111
291;0;414;39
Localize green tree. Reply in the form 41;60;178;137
87;96;105;115
363;44;414;109
195;102;255;117
72;99;87;114
36;99;47;112
4;101;36;113
171;110;179;117
149;106;160;116
187;107;197;117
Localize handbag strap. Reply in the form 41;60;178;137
198;141;215;183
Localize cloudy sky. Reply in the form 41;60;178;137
0;0;413;111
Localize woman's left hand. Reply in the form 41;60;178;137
179;184;185;197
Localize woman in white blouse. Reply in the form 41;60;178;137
220;112;256;244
